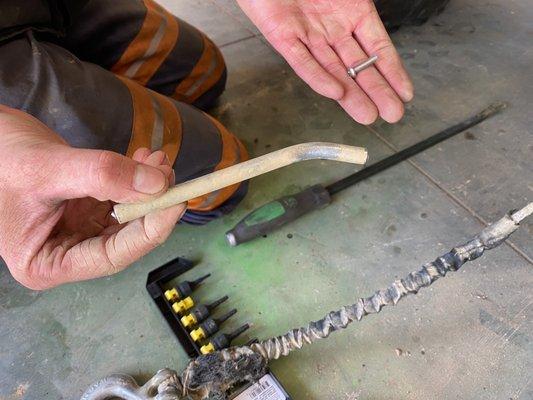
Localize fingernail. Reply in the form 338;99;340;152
402;84;414;102
134;164;166;194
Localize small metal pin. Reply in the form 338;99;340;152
347;55;378;78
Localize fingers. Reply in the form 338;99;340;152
58;203;187;283
331;36;405;123
353;5;414;102
53;151;183;284
53;147;172;203
12;201;186;288
103;203;186;277
306;40;378;124
132;147;152;162
279;26;411;124
275;38;344;100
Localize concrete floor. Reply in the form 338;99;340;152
1;0;532;399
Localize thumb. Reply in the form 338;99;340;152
51;147;170;203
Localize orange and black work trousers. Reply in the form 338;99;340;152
0;0;248;224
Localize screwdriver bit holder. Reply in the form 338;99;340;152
146;256;204;357
146;256;247;357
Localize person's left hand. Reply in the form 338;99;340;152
237;0;413;124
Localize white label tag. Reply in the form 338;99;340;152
233;373;287;400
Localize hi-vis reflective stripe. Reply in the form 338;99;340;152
123;5;167;79
190;42;225;100
118;76;182;163
173;35;225;103
187;114;248;211
112;0;179;86
150;95;165;151
156;95;182;164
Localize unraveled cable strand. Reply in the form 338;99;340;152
248;203;532;360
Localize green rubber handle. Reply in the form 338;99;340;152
225;185;331;246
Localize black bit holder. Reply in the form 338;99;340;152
145;257;246;357
146;256;203;357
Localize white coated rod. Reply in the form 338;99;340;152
113;142;368;223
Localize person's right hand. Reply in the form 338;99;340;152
0;105;186;290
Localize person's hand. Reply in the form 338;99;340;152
0;106;186;290
237;0;413;124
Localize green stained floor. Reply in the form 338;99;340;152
1;0;532;399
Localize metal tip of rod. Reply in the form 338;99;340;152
225;232;237;247
481;101;508;118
